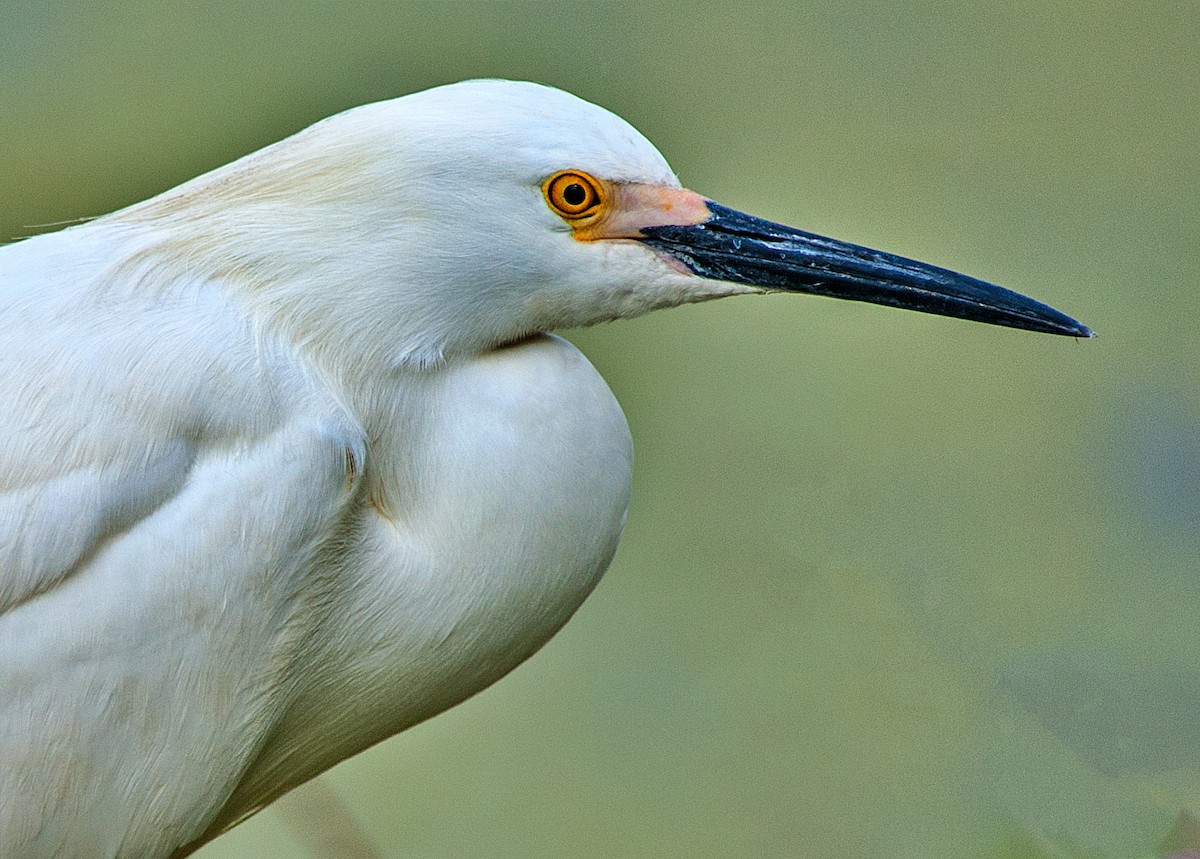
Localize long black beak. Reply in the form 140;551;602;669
639;202;1093;337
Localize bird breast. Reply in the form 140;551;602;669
216;335;634;830
354;332;635;715
362;332;636;699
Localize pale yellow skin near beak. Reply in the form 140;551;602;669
570;182;712;241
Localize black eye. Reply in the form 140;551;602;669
563;183;587;206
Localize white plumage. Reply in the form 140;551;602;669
0;79;1089;858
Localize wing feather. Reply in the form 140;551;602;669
0;227;367;857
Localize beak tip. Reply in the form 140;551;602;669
1055;317;1095;339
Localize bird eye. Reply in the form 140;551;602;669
544;171;604;219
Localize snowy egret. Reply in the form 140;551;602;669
0;79;1091;858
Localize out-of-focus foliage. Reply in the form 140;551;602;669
3;2;1197;856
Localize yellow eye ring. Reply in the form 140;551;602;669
543;171;605;219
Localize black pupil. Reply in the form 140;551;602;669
563;183;587;207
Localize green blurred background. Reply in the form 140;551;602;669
4;2;1197;856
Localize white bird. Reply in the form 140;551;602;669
0;80;1092;858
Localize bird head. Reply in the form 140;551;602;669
110;79;1090;372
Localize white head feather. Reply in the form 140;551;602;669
90;80;729;373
